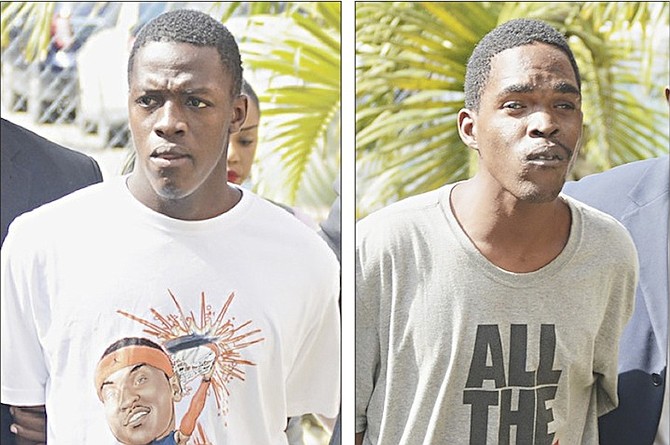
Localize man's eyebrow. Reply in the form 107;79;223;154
552;81;581;96
240;124;259;131
129;364;146;374
100;364;145;389
134;86;213;95
497;81;580;98
499;83;534;96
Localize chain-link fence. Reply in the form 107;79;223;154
1;2;187;149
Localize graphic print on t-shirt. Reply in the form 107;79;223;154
94;289;264;445
463;324;562;445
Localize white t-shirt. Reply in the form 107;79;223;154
1;176;340;444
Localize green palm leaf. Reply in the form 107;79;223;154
356;1;669;217
236;3;340;210
1;2;54;61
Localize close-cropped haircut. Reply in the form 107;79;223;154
464;18;581;111
127;9;243;97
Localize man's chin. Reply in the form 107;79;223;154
127;170;189;200
517;173;567;203
152;178;192;201
517;184;564;204
113;427;154;445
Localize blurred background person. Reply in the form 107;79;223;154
228;79;318;230
227;78;260;188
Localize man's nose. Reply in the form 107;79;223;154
119;385;140;411
528;109;559;138
153;101;187;138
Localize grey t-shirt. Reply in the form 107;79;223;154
356;184;638;445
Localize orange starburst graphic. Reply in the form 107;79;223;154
117;290;264;416
191;423;212;445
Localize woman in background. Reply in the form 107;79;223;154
228;79;317;229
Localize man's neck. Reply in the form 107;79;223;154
450;179;572;273
127;174;242;221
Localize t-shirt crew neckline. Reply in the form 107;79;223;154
118;174;252;233
439;183;581;289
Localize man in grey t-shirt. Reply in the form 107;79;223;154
355;19;638;445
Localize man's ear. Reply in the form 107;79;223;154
229;94;248;134
457;108;478;152
169;374;183;402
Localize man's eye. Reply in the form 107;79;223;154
135;375;148;385
503;102;523;109
239;138;255;147
186;97;207;108
137;96;158;108
101;387;118;401
556;103;576;110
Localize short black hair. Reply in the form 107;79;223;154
242;79;260;115
101;336;164;359
464;18;581;110
128;9;243;97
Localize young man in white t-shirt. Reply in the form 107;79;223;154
1;9;340;444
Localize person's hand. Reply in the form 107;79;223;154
9;405;46;445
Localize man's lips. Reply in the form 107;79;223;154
150;146;190;167
525;143;572;165
124;406;150;427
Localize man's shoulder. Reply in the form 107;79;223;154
244;191;309;229
9;180;116;233
356;186;451;261
240;193;340;293
562;156;668;214
566;196;638;259
358;187;447;233
244;191;338;261
1;118;101;176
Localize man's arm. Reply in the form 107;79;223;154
355;223;385;445
9;405;46;445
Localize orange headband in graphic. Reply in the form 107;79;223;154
94;345;174;400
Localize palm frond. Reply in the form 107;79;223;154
239;4;340;208
1;2;53;61
356;1;669;217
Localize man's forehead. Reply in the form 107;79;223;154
494;79;581;97
135;40;218;59
130;68;228;96
130;41;224;80
495;43;572;68
488;44;578;90
104;363;147;383
132;71;215;93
